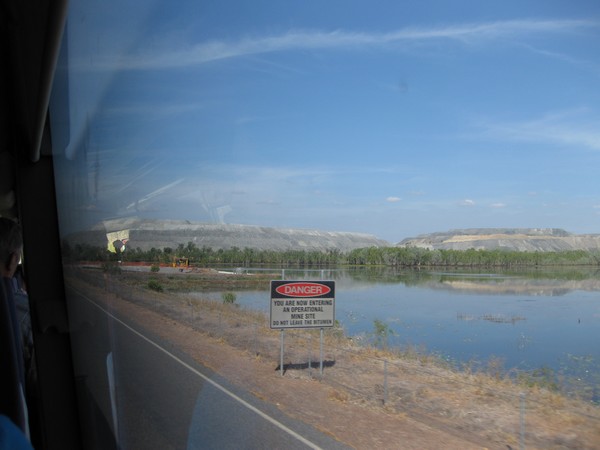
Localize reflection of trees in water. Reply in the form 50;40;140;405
341;266;600;296
342;266;435;285
435;281;574;296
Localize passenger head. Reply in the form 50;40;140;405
0;217;23;278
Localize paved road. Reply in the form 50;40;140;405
66;286;350;450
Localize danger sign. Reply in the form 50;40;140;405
270;280;335;329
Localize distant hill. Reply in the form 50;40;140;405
66;218;390;252
398;228;600;252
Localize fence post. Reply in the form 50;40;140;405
383;359;388;405
520;392;526;450
253;322;258;356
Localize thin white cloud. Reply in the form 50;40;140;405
475;109;600;151
460;199;475;206
518;43;600;73
89;19;598;71
490;202;507;208
386;196;402;202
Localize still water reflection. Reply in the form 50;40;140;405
203;267;600;389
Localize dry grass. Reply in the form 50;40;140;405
67;267;600;450
328;388;350;403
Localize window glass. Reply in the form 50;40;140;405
49;1;600;448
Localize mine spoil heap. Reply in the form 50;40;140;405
398;228;600;252
67;218;389;252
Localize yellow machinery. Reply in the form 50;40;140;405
172;257;189;268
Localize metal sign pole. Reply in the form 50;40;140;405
280;329;285;376
319;327;324;376
308;333;312;377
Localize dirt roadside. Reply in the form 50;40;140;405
83;287;487;448
68;269;600;450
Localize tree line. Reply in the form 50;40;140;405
345;246;599;267
62;240;600;267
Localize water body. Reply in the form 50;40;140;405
193;267;600;392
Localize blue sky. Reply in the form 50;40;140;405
54;0;600;242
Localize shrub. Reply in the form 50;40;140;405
150;264;160;272
372;319;395;349
221;292;237;304
148;279;163;292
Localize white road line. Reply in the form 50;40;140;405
72;287;324;450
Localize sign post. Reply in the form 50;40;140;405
320;327;324;376
280;329;284;377
270;280;335;376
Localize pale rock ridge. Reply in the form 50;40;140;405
398;228;600;252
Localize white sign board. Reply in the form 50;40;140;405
270;280;335;329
